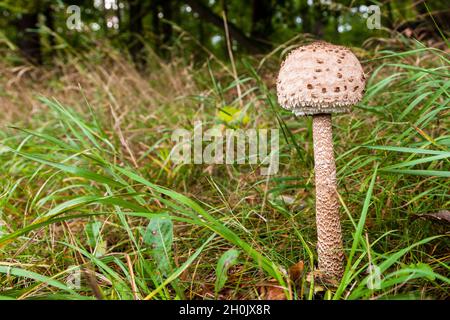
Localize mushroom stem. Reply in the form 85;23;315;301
312;114;344;281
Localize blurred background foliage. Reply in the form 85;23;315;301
0;0;449;66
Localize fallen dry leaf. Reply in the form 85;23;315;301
414;210;450;225
259;281;287;300
289;260;304;283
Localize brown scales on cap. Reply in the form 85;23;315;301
276;41;366;283
277;41;365;116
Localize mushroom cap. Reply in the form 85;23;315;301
277;41;366;116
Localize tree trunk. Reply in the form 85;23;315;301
386;1;395;29
161;0;173;46
44;4;55;49
16;12;42;65
299;3;309;34
151;0;161;48
128;0;146;66
312;5;326;38
185;0;268;53
251;0;273;41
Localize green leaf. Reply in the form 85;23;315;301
5;148;124;188
381;169;450;178
215;249;240;296
410;263;436;281
334;165;378;299
348;236;443;299
217;106;249;125
0;266;80;296
366;145;448;156
145;234;215;300
144;215;174;277
85;220;107;257
85;220;102;249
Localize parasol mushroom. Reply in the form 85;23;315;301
276;41;366;282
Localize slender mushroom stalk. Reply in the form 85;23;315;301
277;41;366;282
312;113;344;280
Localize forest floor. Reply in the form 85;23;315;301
0;38;449;300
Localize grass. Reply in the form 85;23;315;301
0;37;449;300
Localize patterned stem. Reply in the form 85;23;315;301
312;114;344;281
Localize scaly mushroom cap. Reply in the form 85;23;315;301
277;41;366;116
